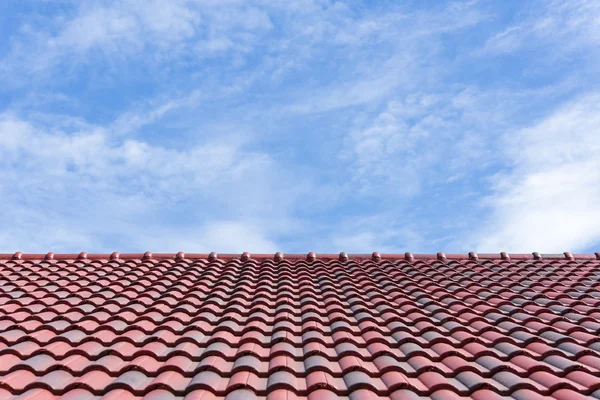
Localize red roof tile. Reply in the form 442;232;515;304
1;252;600;399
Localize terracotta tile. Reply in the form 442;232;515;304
184;390;220;400
1;255;600;397
429;390;465;400
0;353;21;373
267;371;303;392
149;371;191;392
530;370;569;390
565;370;600;389
343;370;385;391
189;371;227;392
306;389;341;400
74;370;116;392
232;354;264;374
96;354;126;373
141;389;179;400
12;389;62;400
225;389;262;400
552;389;597;400
469;389;510;400
2;370;38;391
97;389;138;400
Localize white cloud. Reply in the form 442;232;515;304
329;214;426;253
140;221;279;253
0;113;260;185
281;2;488;115
341;89;494;196
0;0;277;80
1;0;599;255
109;89;207;136
474;94;600;252
5;1;201;76
284;55;417;115
481;0;600;55
342;102;424;196
1;0;489;89
0;111;297;253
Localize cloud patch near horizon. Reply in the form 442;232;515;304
1;1;600;253
0;111;295;253
473;94;600;253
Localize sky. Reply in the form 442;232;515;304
0;0;599;254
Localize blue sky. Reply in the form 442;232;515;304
0;0;599;254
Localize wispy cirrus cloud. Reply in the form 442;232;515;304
0;0;273;84
481;0;600;55
473;94;600;253
341;90;491;197
1;1;599;253
0;110;301;253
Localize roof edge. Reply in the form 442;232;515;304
2;251;599;262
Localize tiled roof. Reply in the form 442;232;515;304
1;251;600;399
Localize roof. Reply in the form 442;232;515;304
1;251;600;399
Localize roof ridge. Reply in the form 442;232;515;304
2;251;599;261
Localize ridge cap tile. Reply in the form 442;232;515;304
1;252;599;261
0;253;599;397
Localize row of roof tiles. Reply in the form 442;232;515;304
0;388;593;400
2;350;598;376
2;256;600;399
3;252;600;261
1;368;599;396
